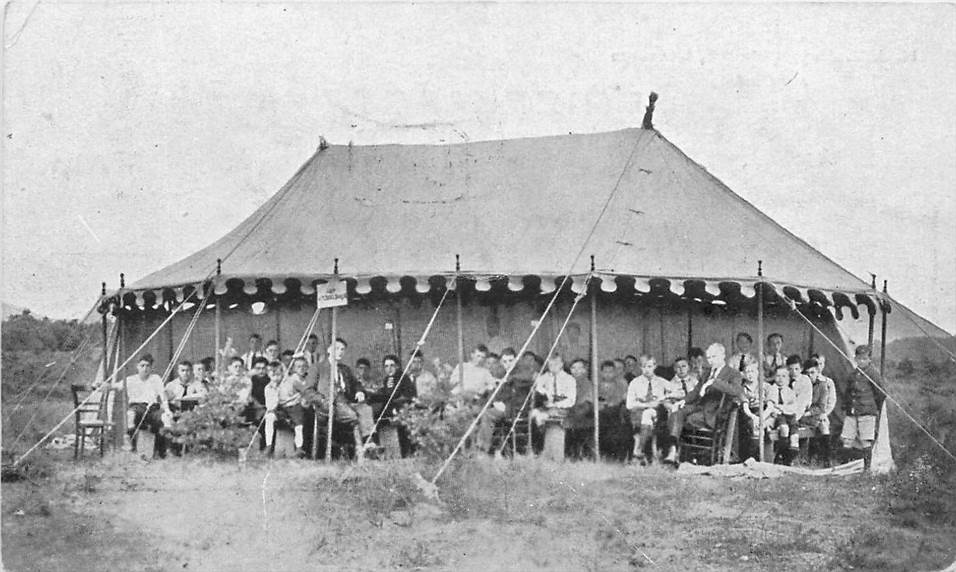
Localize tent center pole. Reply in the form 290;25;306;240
325;259;340;464
214;259;223;381
589;257;599;462
880;280;889;377
455;255;464;390
867;274;877;348
756;261;765;463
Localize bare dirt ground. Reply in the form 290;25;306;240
4;451;955;572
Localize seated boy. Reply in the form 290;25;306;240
796;358;836;464
625;355;668;464
113;353;173;457
264;358;308;457
529;353;576;428
740;361;777;454
767;365;800;454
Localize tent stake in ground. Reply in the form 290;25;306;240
590;255;600;461
756;260;765;463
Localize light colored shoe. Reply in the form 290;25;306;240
664;447;678;465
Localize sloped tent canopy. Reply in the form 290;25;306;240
126;128;884;317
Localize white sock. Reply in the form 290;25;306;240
264;416;275;447
293;426;304;448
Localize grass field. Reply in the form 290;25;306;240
3;444;955;571
3;355;955;571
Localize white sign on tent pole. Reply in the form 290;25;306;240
317;280;348;309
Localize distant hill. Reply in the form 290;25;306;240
837;297;952;349
2;302;30;320
885;336;956;364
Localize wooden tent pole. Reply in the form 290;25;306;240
215;259;223;382
686;306;693;355
867;274;877;348
756;261;765;463
117;274;128;448
456;255;465;390
880;280;889;377
590;256;600;462
114;312;126;450
325;259;339;464
311;287;322;459
100;282;108;382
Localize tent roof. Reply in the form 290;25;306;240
129;128;880;308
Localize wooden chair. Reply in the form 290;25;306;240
71;384;115;459
493;407;533;457
678;396;738;466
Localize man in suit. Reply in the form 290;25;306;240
664;343;745;464
312;337;373;461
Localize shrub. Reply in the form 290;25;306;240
395;389;481;462
897;358;915;375
162;381;256;457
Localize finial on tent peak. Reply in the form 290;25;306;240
641;92;659;130
216;258;222;276
590;255;595;272
870;273;877;289
882;280;888;293
757;260;763;277
318;136;329;151
455;254;461;272
119;273;125;288
334;258;339;275
101;282;107;296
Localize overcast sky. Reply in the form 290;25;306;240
2;3;954;334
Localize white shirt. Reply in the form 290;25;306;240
120;373;165;406
277;374;303;407
164;379;188;402
727;352;757;372
790;374;813;418
450;362;496;396
665;374;698;401
533;370;576;409
242;350;265;370
411;369;438;398
626;375;668;410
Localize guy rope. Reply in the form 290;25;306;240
12;283;207;467
785;298;956;463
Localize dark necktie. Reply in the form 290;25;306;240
645;379;654;401
739;355;746;372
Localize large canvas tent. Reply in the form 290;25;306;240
102;126;887;387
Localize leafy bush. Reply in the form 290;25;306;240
395;384;481;462
1;311;96;354
162;381;256;457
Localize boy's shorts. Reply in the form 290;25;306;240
840;415;876;448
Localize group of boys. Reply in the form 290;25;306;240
109;333;423;460
110;329;886;469
465;332;886;469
